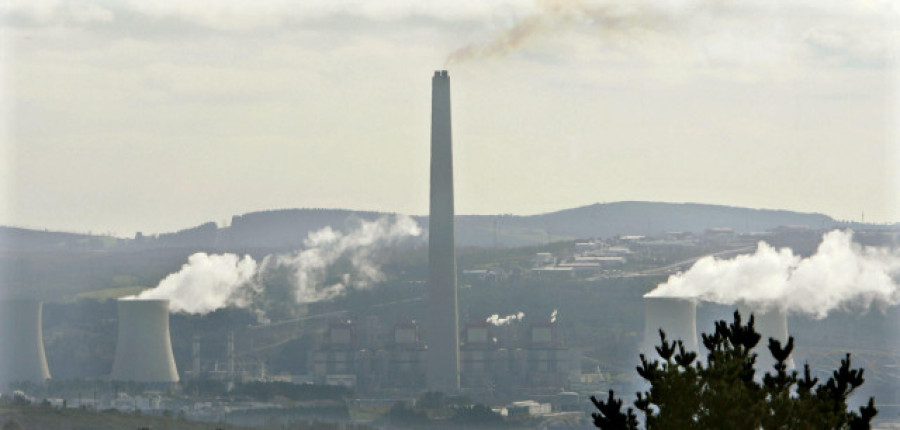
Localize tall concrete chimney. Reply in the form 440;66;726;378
111;299;179;383
0;300;51;385
426;69;460;393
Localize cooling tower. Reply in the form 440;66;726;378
110;299;179;383
641;296;699;360
0;300;51;384
426;69;460;393
737;304;795;372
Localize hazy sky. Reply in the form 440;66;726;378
2;0;898;236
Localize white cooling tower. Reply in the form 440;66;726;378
737;304;795;372
110;299;179;383
641;296;699;359
0;300;51;384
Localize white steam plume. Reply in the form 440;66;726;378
486;311;525;326
265;214;422;303
646;230;900;318
130;253;259;314
550;309;558;323
127;215;421;314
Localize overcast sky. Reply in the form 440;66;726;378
2;0;898;236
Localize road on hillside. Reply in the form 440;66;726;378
637;244;757;277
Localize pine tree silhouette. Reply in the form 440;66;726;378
591;310;877;430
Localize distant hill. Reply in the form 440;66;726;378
533;201;837;238
0;202;874;252
164;201;850;249
439;201;842;247
220;208;389;249
211;202;845;249
0;226;120;252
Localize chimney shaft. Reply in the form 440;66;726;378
426;70;460;392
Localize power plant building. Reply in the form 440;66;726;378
426;69;460;393
382;321;427;390
460;322;507;393
0;300;51;385
110;299;179;383
309;320;374;388
517;322;570;395
304;317;572;396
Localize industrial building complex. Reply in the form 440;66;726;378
1;71;898;429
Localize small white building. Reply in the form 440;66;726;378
557;262;602;272
507;400;552;417
573;256;626;266
534;253;556;267
531;266;574;277
325;374;357;388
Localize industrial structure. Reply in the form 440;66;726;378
459;321;504;392
191;335;201;379
641;296;699;358
426;69;460;393
306;316;571;397
309;320;368;388
518;322;572;395
382;321;427;390
110;299;179;383
737;303;795;372
0;299;51;385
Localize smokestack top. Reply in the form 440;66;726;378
434;70;449;77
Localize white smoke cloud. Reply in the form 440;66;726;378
486;311;525;326
445;1;670;66
128;252;259;314
128;215;421;314
646;230;900;318
265;215;422;303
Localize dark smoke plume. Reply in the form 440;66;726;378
445;0;669;66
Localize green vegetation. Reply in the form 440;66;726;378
231;382;351;402
380;392;505;427
0;403;246;430
9;379;152;399
591;311;877;430
0;383;371;430
0;403;374;430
